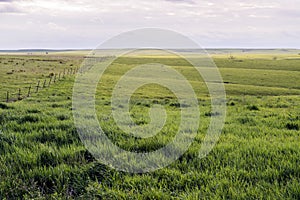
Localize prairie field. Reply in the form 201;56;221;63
0;50;299;199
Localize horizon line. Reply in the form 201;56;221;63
0;48;299;51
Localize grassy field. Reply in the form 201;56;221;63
0;50;299;199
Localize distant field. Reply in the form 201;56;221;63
0;50;299;199
1;50;299;101
0;55;82;101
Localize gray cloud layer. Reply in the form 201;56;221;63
0;0;299;49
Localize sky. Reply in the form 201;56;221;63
0;0;299;49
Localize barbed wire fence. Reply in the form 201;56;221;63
1;67;79;103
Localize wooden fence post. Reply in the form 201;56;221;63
36;80;40;93
17;88;21;100
63;69;66;77
27;85;31;97
6;91;9;103
48;77;52;87
43;79;47;88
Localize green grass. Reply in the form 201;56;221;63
0;51;299;199
0;55;81;101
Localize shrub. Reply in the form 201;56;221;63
286;123;299;130
237;116;256;125
0;103;9;109
205;111;221;117
56;114;70;121
228;101;235;106
169;102;180;108
247;105;259;111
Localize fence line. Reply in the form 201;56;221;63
1;67;78;103
27;85;31;97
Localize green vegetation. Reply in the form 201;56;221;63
0;55;81;102
0;51;299;199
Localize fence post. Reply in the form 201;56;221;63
36;80;40;93
18;88;21;100
6;91;9;103
43;79;47;88
63;69;66;77
48;77;52;87
54;74;56;83
27;85;31;97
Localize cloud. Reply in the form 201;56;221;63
47;22;67;31
0;0;25;14
0;0;299;49
0;3;21;13
164;0;195;4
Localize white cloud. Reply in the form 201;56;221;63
47;22;67;31
0;0;299;49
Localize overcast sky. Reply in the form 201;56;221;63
0;0;299;49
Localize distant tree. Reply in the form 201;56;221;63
229;55;235;60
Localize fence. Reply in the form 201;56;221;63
1;67;78;103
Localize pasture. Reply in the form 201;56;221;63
0;50;299;199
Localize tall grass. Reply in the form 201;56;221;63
0;53;299;198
